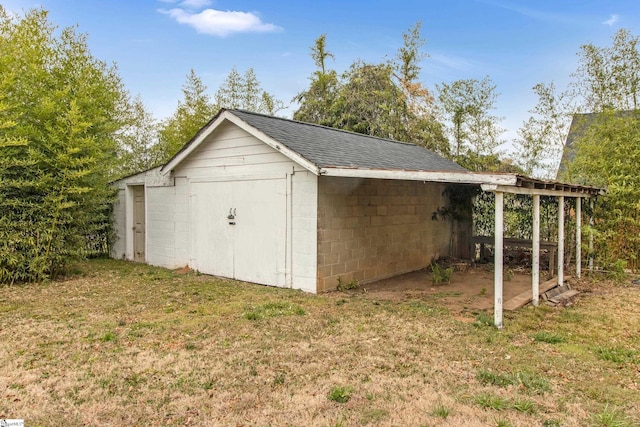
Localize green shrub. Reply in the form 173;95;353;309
477;369;550;394
431;263;453;285
475;311;495;327
595;346;639;364
0;9;126;283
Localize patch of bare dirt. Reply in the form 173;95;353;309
355;263;543;313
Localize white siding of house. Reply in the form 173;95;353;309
111;188;127;259
174;177;190;266
171;120;317;292
111;121;319;290
110;170;148;261
145;185;176;268
291;170;318;293
174;121;297;179
110;166;185;269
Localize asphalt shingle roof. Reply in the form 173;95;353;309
229;109;467;173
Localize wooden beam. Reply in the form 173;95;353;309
558;196;565;286
576;197;582;279
504;276;563;310
589;199;594;271
532;194;540;306
482;184;597;198
322;169;518;185
494;192;504;329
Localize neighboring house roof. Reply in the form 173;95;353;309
557;113;598;179
557;110;636;179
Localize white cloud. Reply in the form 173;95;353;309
160;7;282;37
603;14;619;26
179;0;212;9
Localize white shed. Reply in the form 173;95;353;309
111;109;600;297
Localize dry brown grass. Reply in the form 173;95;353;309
1;259;639;426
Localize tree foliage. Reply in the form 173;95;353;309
572;28;640;112
294;24;448;155
154;69;216;164
436;76;505;170
154;67;284;164
511;28;640;268
519;28;640;180
0;7;129;282
216;66;284;115
514;82;571;177
567;110;640;270
332;61;406;138
114;95;158;178
293;34;340;126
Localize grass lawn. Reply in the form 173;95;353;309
1;259;639;426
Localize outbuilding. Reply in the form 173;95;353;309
112;109;498;292
111;109;601;329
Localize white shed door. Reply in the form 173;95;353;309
191;181;234;278
191;177;287;287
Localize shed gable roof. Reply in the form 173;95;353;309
162;108;467;175
229;109;467;172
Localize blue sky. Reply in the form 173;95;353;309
5;0;640;152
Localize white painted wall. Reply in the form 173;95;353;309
110;169;148;261
110;119;320;291
290;170;318;293
111;188;127;259
145;185;178;268
174;120;318;292
174;177;190;267
174;121;298;178
110;166;185;269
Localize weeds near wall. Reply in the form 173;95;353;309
336;276;358;291
431;263;453;285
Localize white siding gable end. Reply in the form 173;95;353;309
161;110;321;177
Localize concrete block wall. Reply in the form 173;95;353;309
316;176;454;292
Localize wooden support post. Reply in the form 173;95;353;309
576;197;582;279
558;196;565;286
494;192;504;329
532;194;540;306
589;199;594;272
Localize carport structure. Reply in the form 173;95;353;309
481;176;603;328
